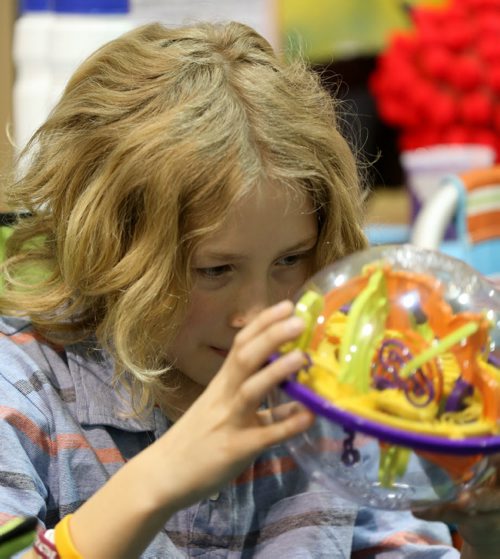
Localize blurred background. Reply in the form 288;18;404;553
1;0;499;249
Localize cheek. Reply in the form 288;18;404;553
178;290;225;334
275;264;313;299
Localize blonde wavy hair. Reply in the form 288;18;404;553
1;21;367;411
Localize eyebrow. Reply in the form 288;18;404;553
199;235;318;262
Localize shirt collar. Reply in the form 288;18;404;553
66;343;158;432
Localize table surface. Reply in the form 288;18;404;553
365;187;410;226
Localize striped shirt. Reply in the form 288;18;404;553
0;316;458;558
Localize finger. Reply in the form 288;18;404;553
233;300;295;346
414;486;500;523
415;506;477;525
235;349;306;410
245;406;315;452
423;509;500;558
227;316;305;386
460;486;500;513
257;401;309;425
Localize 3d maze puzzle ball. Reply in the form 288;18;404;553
269;244;500;510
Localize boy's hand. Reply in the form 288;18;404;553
414;456;500;558
147;300;315;512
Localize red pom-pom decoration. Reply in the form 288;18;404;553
460;92;494;125
370;0;500;161
447;56;483;91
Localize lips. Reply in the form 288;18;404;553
210;346;230;358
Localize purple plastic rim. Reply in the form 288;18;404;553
281;379;500;456
488;353;500;368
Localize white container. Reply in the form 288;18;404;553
13;0;54;152
48;0;134;110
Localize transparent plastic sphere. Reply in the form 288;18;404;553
269;244;500;510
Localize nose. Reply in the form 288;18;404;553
228;281;274;329
230;305;265;329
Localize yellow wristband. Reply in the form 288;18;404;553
54;514;83;559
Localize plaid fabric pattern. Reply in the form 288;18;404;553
0;316;457;558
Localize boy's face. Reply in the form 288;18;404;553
169;183;318;388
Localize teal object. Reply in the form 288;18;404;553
439;175;500;278
365;224;411;246
411;167;500;279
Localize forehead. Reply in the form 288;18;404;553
195;182;317;255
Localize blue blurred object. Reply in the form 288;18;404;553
411;166;500;278
365;224;411;246
53;0;129;13
19;0;51;12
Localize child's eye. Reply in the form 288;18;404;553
275;253;305;267
196;265;231;278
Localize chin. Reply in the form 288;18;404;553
181;362;220;387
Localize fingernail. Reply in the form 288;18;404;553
273;300;293;314
297;410;315;428
287;316;304;334
283;348;304;363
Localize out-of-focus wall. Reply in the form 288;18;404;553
276;0;447;62
276;0;448;189
0;0;15;210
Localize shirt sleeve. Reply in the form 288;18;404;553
352;506;460;558
0;372;51;526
